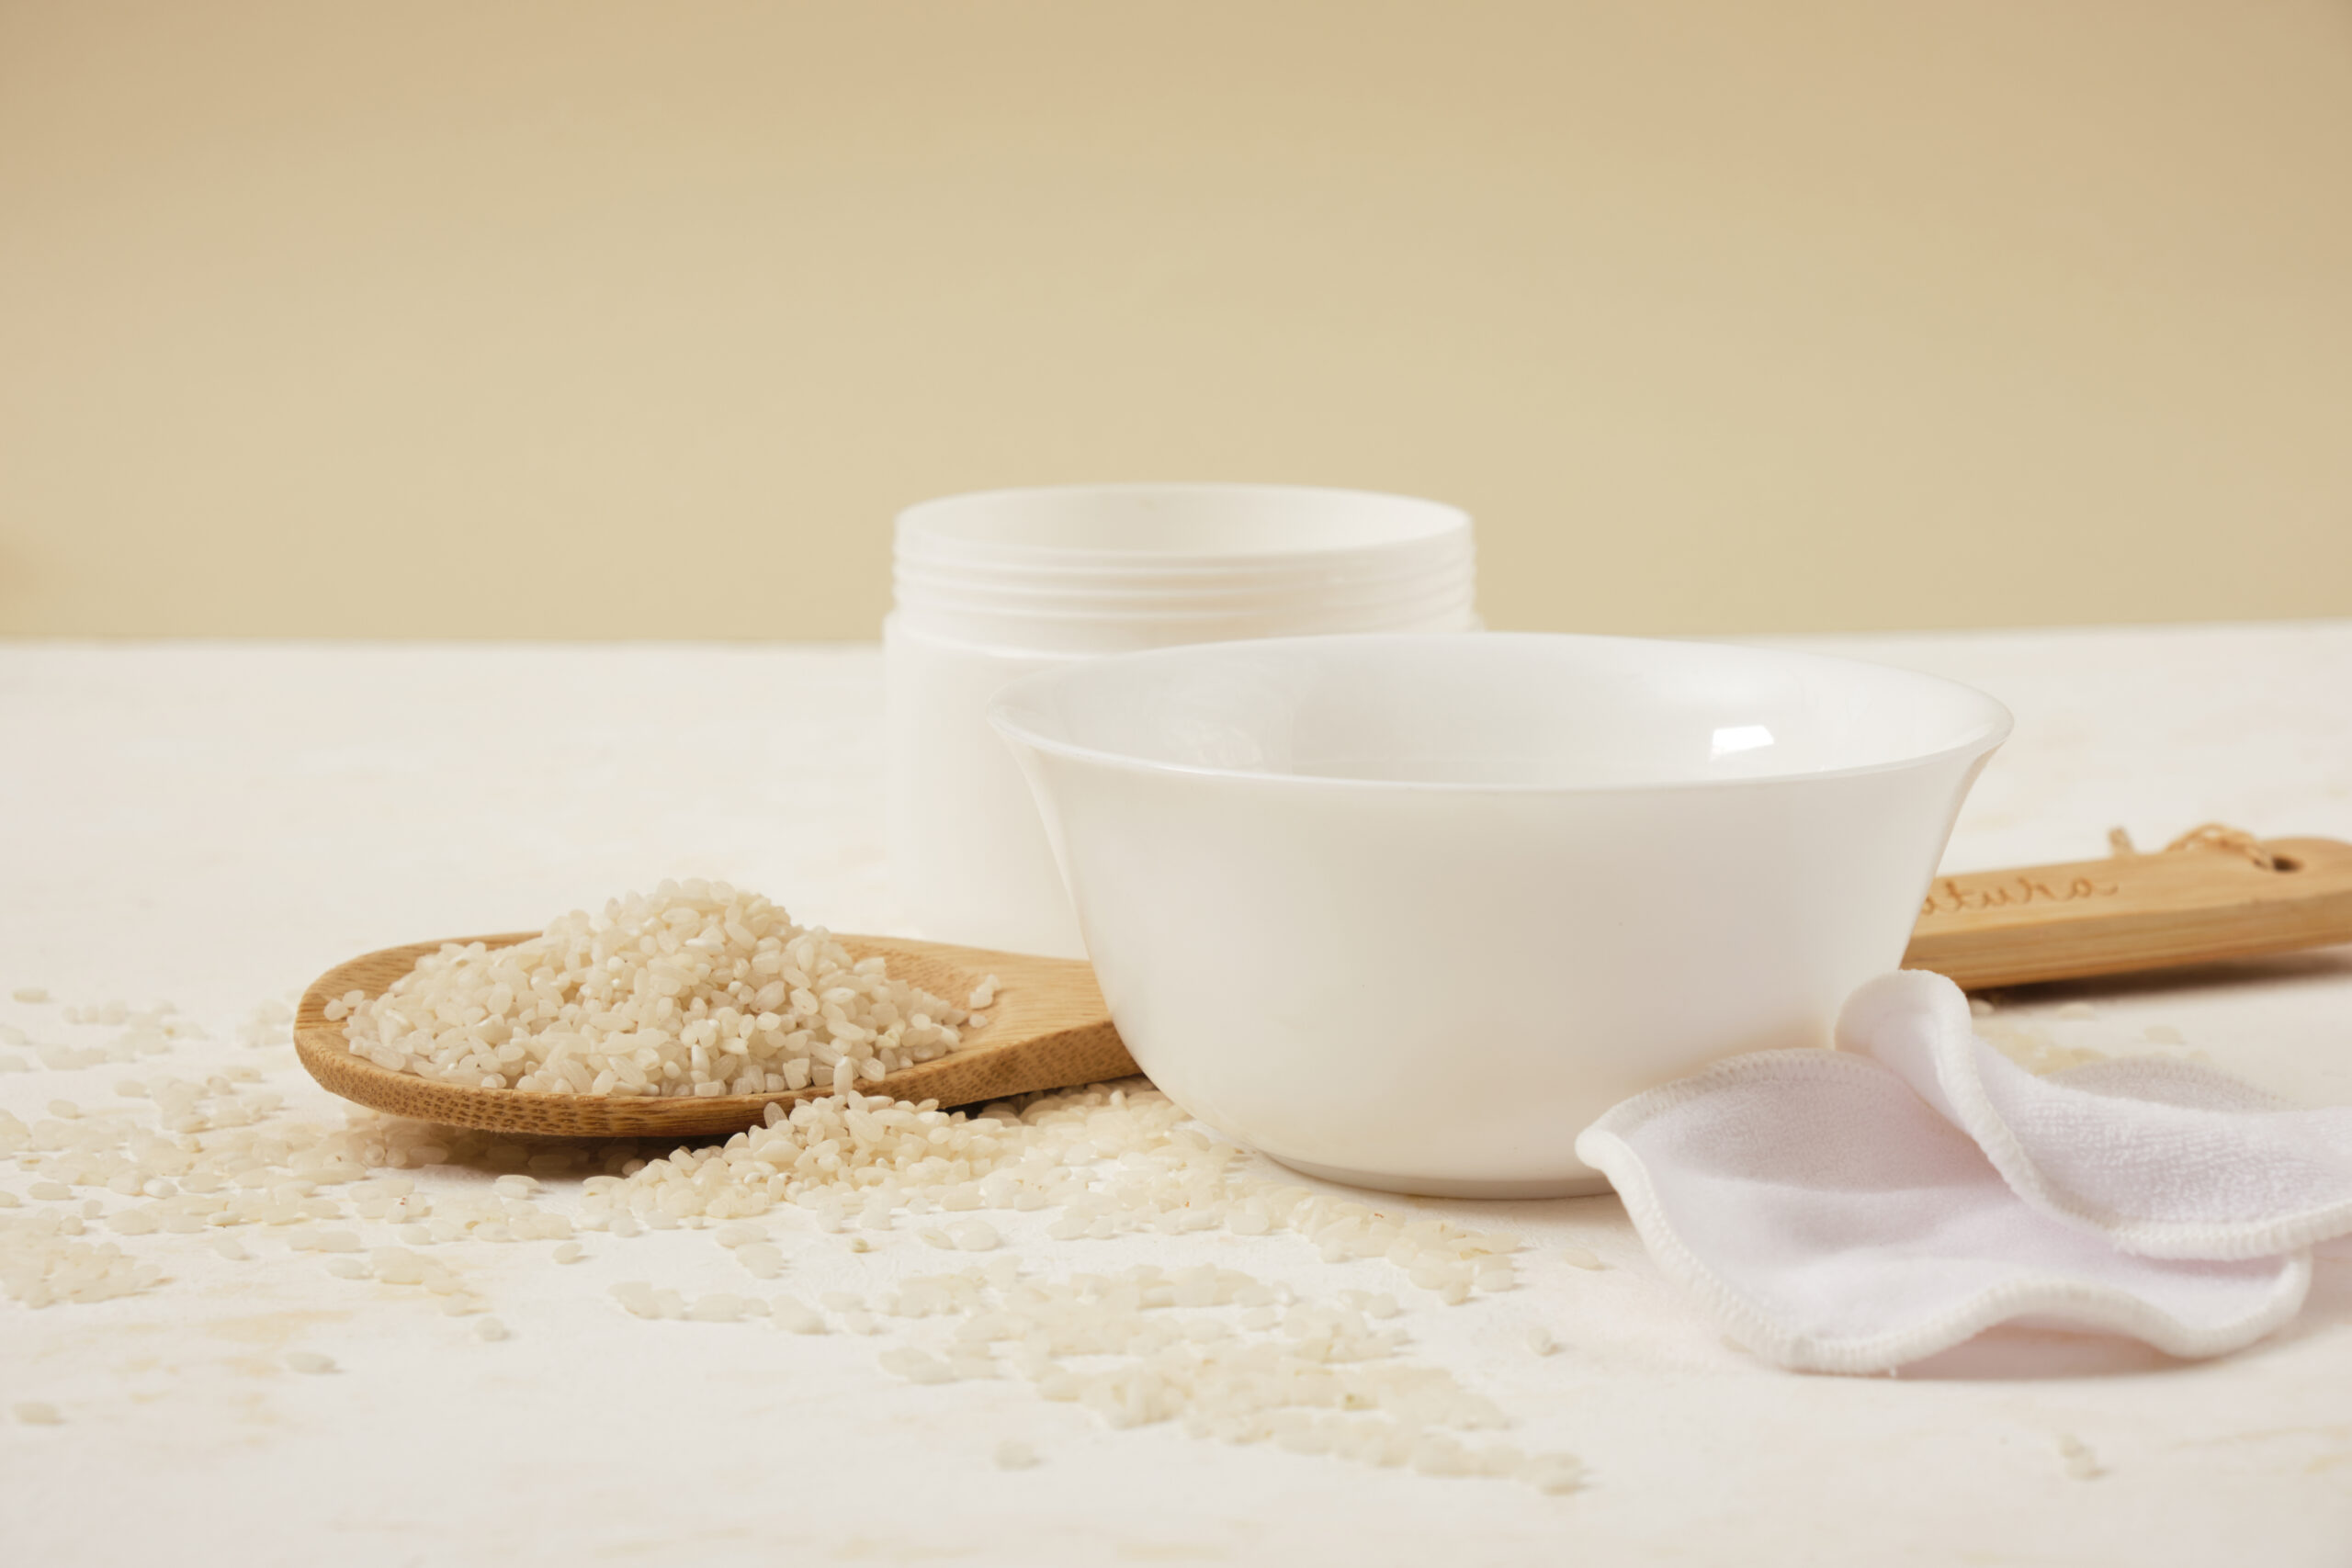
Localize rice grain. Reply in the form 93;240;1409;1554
342;884;970;1099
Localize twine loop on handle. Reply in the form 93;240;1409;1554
2107;822;2278;872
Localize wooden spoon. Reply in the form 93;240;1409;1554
296;832;2352;1140
1900;833;2352;989
292;933;1133;1140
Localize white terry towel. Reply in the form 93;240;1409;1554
1573;971;2352;1374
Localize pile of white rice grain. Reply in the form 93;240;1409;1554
588;1084;1526;1304
1;986;1589;1497
335;882;979;1098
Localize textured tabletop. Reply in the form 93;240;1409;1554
3;625;2348;1567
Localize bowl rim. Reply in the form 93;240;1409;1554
986;630;2016;795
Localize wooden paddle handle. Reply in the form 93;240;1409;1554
1901;834;2352;990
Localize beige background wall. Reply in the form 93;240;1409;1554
3;1;2347;641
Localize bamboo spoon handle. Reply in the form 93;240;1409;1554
1901;833;2352;990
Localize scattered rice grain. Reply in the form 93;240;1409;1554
2055;1434;2102;1480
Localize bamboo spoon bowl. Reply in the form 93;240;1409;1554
293;933;1135;1139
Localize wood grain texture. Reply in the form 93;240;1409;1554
293;933;1134;1138
1901;835;2352;990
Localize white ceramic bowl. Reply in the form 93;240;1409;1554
989;633;2011;1198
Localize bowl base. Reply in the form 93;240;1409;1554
1270;1156;1614;1201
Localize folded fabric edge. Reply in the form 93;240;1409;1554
1573;1057;2316;1375
1847;971;2352;1261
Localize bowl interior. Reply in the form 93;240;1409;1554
990;633;2012;790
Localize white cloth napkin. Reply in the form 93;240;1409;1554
1573;971;2352;1374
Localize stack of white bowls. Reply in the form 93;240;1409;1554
886;483;1476;956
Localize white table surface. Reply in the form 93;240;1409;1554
3;624;2348;1568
